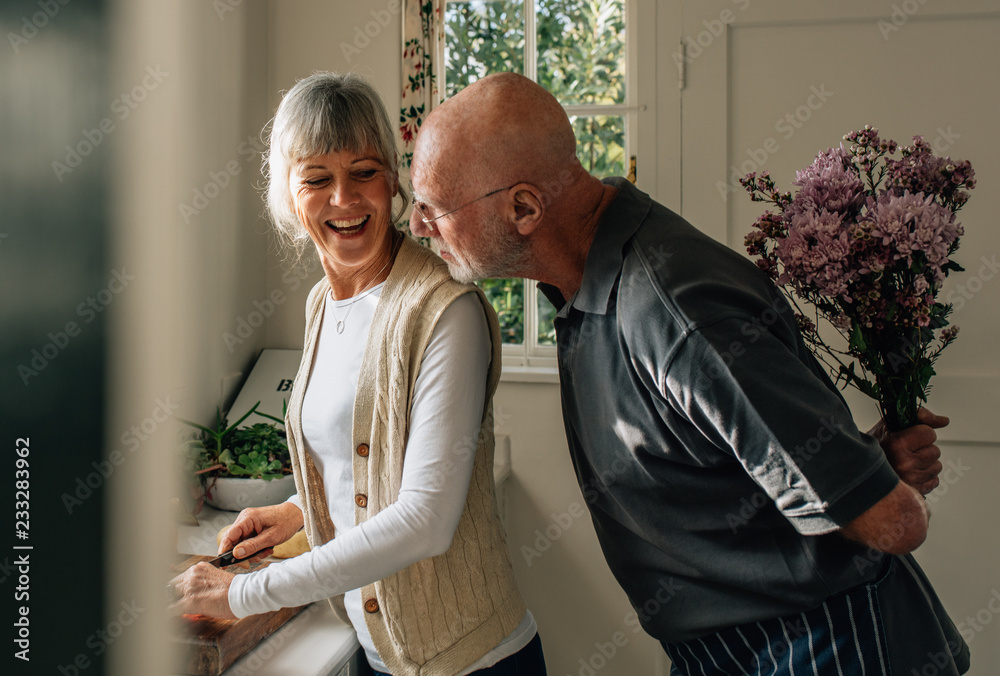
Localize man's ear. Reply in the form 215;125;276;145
510;184;544;236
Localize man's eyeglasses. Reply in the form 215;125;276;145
411;184;516;224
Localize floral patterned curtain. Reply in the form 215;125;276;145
400;0;444;169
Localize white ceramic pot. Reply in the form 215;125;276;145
203;475;296;511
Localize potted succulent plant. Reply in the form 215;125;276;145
179;402;295;512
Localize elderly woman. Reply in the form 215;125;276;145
173;72;545;675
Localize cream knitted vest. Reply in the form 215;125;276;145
285;235;527;676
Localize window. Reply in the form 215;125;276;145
443;0;638;371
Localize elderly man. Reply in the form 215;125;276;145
409;72;969;675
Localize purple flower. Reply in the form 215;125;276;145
741;126;971;430
777;209;856;298
940;326;960;342
786;146;865;222
886;136;976;211
870;191;961;283
831;313;851;331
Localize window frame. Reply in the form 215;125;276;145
442;0;648;377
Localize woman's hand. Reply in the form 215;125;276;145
169;563;238;619
219;502;304;562
870;408;948;496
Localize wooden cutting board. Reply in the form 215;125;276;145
172;555;308;675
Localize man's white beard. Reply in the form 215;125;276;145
446;211;529;283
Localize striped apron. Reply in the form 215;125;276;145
662;555;968;676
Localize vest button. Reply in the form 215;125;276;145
356;443;369;457
355;493;368;508
364;598;379;614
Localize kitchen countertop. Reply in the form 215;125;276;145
174;434;511;675
176;505;361;676
210;601;359;676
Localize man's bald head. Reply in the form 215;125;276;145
414;72;579;197
409;72;614;297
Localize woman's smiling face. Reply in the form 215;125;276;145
290;148;396;272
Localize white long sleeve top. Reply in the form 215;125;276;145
228;284;534;673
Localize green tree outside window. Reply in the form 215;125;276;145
445;0;627;346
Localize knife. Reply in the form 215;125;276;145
205;547;258;568
166;549;258;602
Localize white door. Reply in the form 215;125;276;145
679;1;1000;672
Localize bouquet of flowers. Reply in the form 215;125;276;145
740;126;976;431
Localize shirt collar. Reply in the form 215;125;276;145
539;177;652;317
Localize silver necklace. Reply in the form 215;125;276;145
328;232;402;334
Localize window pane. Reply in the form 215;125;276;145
537;288;557;346
445;1;525;98
537;0;626;105
570;114;625;178
477;277;525;344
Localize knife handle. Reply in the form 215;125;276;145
216;548;256;567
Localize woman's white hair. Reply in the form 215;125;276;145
264;72;408;261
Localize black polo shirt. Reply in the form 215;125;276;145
539;178;901;643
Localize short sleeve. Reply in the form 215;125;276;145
663;316;900;535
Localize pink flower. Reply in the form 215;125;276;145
870;192;959;284
887;136;976;211
786;146;865;221
831;313;851;331
776;208;858;299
